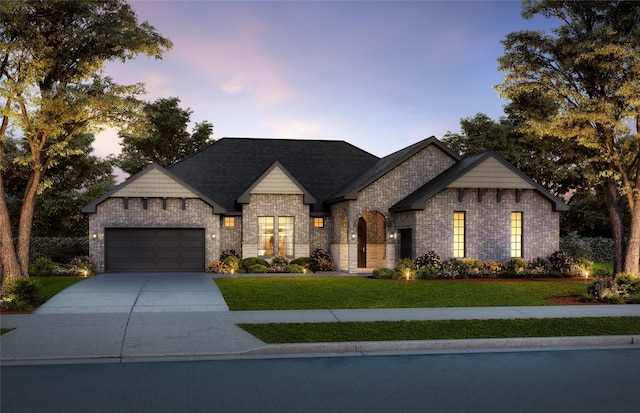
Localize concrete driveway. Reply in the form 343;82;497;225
33;273;230;314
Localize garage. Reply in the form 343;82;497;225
105;228;205;272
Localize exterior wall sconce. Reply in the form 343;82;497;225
92;233;98;239
212;234;216;239
389;233;395;239
351;233;356;240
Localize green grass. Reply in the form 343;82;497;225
1;328;15;335
239;317;640;343
33;276;84;302
215;277;590;310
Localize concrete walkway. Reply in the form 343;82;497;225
1;273;639;364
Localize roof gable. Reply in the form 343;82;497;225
390;152;568;212
237;161;316;204
326;136;461;204
82;163;226;214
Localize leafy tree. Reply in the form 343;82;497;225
0;0;172;286
496;0;640;275
3;134;116;237
116;97;214;175
443;109;582;197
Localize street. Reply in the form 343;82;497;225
2;348;638;412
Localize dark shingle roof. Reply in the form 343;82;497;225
390;151;568;212
168;138;379;214
326;136;461;204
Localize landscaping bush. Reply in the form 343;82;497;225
441;258;470;279
207;260;227;274
28;257;60;277
414;250;442;270
372;267;396;279
223;256;240;274
271;256;289;267
290;257;318;272
548;250;574;272
615;274;640;300
52;256;97;277
284;264;305;273
241;257;269;272
395;258;416;279
502;258;527;276
584;237;614;262
248;264;269;273
310;248;336;271
1;278;42;312
415;267;439;280
30;237;89;264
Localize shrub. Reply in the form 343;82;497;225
548;250;574;273
1;278;42;312
584;237;614;262
372;267;396;279
592;267;612;277
503;258;527;276
586;277;618;302
477;260;502;278
207;261;227;274
311;248;336;271
290;257;317;272
560;232;589;260
284;264;305;273
241;257;269;272
414;250;442;270
271;256;289;267
223;256;241;274
415;267;439;280
268;264;284;273
615;274;640;300
30;237;89;264
441;258;470;279
70;256;97;276
248;264;268;273
395;258;416;279
316;258;336;271
28;257;59;277
220;249;240;260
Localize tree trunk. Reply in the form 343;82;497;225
623;201;640;276
602;179;626;274
15;169;42;277
0;176;22;288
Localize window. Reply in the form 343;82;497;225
453;211;465;258
511;212;523;258
224;217;235;227
313;217;324;228
278;217;294;257
258;217;274;257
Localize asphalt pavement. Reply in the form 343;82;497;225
1;272;639;365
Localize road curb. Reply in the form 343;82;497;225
245;335;640;356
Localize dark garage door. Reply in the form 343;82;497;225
105;228;205;272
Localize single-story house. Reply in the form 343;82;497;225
82;136;568;273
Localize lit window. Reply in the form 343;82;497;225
313;217;324;228
278;217;294;257
511;212;523;258
453;211;465;258
224;217;235;227
258;217;274;257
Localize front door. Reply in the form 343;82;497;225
399;228;413;259
357;217;367;268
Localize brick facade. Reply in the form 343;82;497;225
86;139;564;274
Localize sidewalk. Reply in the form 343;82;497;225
2;305;639;365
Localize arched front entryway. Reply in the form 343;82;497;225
358;211;386;269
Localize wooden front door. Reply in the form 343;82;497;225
357;217;367;268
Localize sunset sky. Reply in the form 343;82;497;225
94;0;556;167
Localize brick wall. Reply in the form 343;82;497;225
88;197;219;272
241;194;309;258
415;188;560;261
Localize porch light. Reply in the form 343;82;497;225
351;233;356;240
92;233;97;239
389;233;395;239
212;234;216;239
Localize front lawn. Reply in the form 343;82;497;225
240;317;640;343
214;277;590;310
33;277;84;302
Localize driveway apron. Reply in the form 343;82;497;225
34;273;230;314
